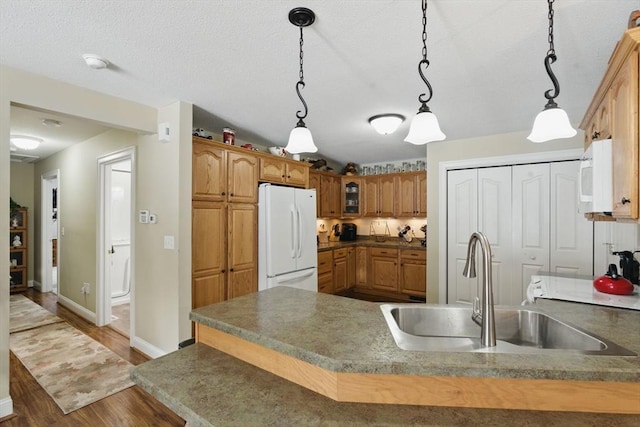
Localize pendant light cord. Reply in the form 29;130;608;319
543;0;560;107
295;26;309;123
417;0;433;111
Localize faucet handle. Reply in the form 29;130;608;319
472;296;481;316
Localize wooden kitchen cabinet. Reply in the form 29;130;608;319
320;174;341;218
308;170;321;217
317;251;333;294
347;247;356;288
342;177;362;218
363;175;395;217
259;157;309;188
400;249;426;298
581;27;640;221
192;201;226;308
227;204;257;298
370;247;398;292
333;248;348;293
355;246;368;287
192;141;226;202
227;151;258;204
396;172;427;217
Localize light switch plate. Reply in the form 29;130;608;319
164;235;174;250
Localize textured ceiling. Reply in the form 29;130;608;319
2;0;637;165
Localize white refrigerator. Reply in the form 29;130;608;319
258;184;318;292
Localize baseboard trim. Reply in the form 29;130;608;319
132;335;168;359
0;396;14;419
57;294;97;324
32;280;41;291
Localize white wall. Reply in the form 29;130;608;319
0;66;192;413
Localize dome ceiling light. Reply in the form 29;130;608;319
11;135;43;150
369;114;405;135
82;54;110;69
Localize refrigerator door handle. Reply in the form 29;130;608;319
296;205;303;259
277;268;315;284
290;207;296;259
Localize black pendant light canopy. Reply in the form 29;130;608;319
285;7;318;154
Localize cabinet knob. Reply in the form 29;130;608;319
230;193;234;197
621;197;631;205
221;269;226;273
230;268;234;272
222;192;226;196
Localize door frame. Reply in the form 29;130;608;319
437;148;583;304
97;147;136;335
40;169;60;294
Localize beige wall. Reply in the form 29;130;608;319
10;163;35;282
34;129;139;311
425;130;584;303
1;66;192;410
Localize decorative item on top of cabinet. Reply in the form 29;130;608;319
396;171;427;217
342;177;362;217
580;26;639;221
9;207;28;293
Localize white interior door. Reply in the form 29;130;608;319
447;169;478;304
550;161;593;276
477;167;512;305
512;163;550;301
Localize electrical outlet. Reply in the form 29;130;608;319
81;282;90;294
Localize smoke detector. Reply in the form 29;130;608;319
82;54;109;69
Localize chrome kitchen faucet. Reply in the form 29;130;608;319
463;232;497;347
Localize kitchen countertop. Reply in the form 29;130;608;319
132;343;639;427
317;236;426;252
132;289;640;426
189;287;640;382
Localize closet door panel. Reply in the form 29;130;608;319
447;169;479;304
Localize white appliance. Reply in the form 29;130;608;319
258;184;318;292
527;274;640;311
579;138;612;214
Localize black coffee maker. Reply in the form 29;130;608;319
613;251;640;285
340;223;357;241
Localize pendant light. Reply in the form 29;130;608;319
404;0;445;145
527;0;576;143
285;7;318;154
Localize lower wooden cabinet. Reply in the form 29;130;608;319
318;251;333;294
333;248;349;293
400;249;427;297
355;247;368;286
370;248;399;292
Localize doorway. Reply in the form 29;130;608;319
40;170;59;294
97;147;135;340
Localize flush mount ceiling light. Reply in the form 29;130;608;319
11;135;43;150
404;0;445;145
82;54;109;69
527;0;576;143
284;7;318;154
369;114;405;135
42;118;62;127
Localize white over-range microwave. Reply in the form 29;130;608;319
579;138;612;214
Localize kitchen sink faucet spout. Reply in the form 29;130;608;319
463;232;497;347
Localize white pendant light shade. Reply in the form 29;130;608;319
404;111;446;145
286;125;317;154
369;114;405;135
11;136;42;150
527;107;576;143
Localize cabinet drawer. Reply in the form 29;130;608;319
370;247;398;258
318;271;333;294
318;251;333;274
333;248;348;259
401;249;426;261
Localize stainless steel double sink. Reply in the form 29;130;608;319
380;304;636;356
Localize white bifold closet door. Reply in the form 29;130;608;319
447;160;593;306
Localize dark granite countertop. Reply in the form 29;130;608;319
317;236;426;252
190;287;640;383
132;343;639;427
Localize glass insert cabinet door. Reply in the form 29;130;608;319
343;180;361;216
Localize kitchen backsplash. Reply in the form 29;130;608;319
594;221;640;275
316;218;427;240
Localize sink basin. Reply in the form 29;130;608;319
380;304;636;356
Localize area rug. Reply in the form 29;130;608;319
9;321;134;414
9;294;64;333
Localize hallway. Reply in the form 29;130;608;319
3;289;185;426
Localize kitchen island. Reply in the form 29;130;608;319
132;287;640;426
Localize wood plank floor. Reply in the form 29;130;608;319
3;289;186;426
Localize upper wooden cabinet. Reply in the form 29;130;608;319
363;175;395;217
227;151;258;204
259;157;309;188
308;170;321;217
342;177;362;218
320;174;341;218
580;27;639;221
192;141;226;202
396;172;427;217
